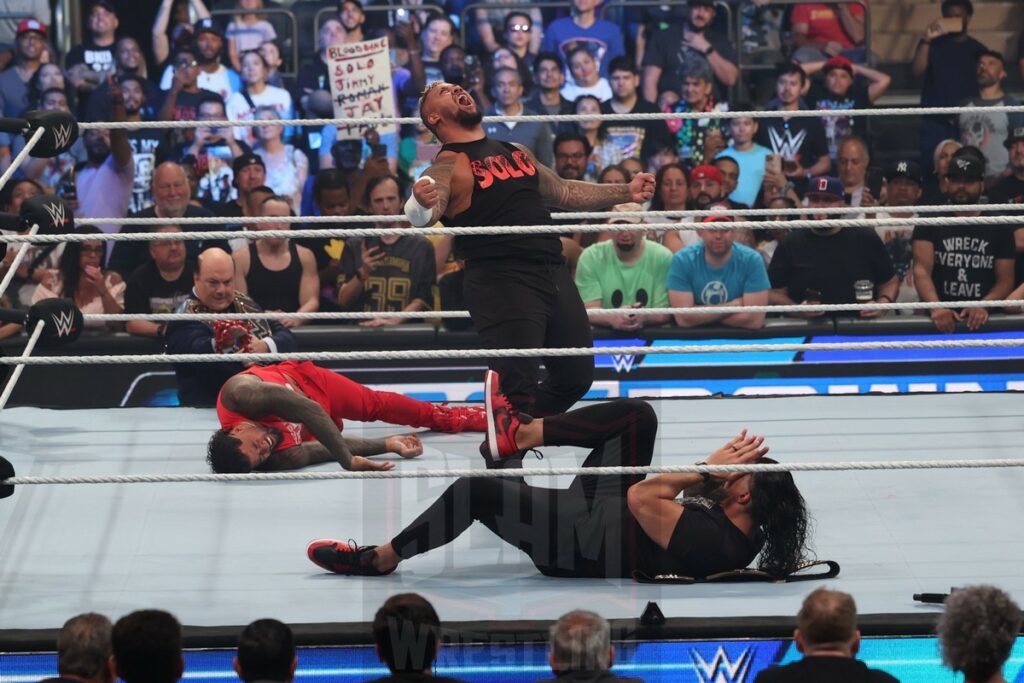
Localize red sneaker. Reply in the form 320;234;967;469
306;539;394;576
482;370;521;461
432;405;487;433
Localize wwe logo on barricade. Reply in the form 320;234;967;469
50;124;74;152
691;646;754;683
42;201;66;229
50;309;77;337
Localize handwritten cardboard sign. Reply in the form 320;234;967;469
327;37;395;140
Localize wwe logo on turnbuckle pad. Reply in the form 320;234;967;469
691;646;754;683
50;124;74;152
50;309;77;338
42;200;66;229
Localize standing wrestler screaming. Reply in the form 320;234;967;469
408;82;656;439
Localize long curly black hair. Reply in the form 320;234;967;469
749;456;811;577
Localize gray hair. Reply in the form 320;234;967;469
58;612;113;679
938;585;1022;682
549;610;611;672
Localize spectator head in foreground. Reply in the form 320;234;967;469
548;610;615;674
234;618;297;683
52;612;113;683
795;588;860;656
373;593;443;675
938;585;1022;683
110;610;183;683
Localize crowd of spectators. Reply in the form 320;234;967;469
0;0;1022;356
31;585;1023;682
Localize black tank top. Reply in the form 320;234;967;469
439;137;562;263
246;241;302;312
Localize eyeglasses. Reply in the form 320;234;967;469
175;59;198;68
508;23;531;32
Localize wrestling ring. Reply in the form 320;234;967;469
0;105;1023;682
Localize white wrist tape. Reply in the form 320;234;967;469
404;176;436;227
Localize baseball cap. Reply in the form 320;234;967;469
884;159;923;185
194;17;223;38
945;150;985;181
90;0;116;13
233;152;266;177
1004;126;1024;149
608;202;643;224
690;165;723;184
16;18;46;38
806;176;845;199
823;55;854;76
689;0;715;6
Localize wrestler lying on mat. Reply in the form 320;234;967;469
207;360;486;473
308;372;811;580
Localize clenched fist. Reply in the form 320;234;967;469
630;172;656;203
412;176;438;208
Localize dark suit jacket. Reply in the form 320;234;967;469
166;290;298;407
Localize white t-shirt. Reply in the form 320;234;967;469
225;85;294;146
560;78;613;103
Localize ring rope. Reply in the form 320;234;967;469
73;104;1024;131
5;458;1024;486
4;338;1024;366
80;299;1024;322
0;127;43;198
0;224;39;301
21;203;1022;227
0;319;44;411
3;215;1023;244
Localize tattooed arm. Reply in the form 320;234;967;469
512;143;656;211
259;437;388;471
220;375;391;471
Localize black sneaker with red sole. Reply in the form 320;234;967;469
306;539;394;576
482;369;526;462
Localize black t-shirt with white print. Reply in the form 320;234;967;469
124;260;196;314
912;221;1015;300
66;40;116;75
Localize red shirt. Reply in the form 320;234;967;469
216;361;342;452
790;2;866;50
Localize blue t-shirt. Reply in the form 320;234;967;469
716;145;771;207
540;18;625;79
667;243;770;305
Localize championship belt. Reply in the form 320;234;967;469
212;319;254;354
632;560;840;585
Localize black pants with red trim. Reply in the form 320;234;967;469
389;400;657;578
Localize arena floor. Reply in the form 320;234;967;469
1;393;1022;631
